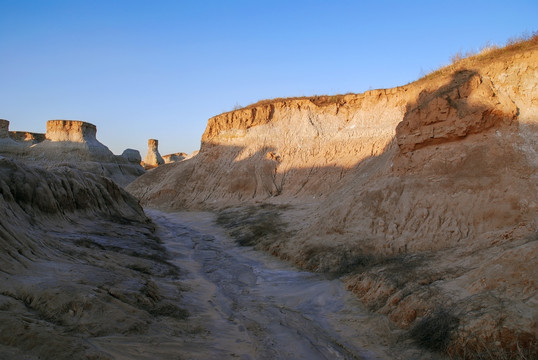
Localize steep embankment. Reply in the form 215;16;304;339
128;40;538;357
0;157;189;359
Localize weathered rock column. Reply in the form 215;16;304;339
0;119;9;138
144;139;164;169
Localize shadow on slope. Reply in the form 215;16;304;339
128;69;537;358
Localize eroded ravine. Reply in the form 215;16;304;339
148;210;440;360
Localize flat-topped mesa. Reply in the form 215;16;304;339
0;119;9;138
46;120;98;143
143;139;164;169
35;120;113;161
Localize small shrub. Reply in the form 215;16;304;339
150;302;189;320
126;264;152;275
410;308;459;352
216;205;288;247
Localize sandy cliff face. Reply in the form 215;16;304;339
128;41;538;356
46;120;98;142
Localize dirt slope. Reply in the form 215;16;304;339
127;39;538;357
0;157;190;359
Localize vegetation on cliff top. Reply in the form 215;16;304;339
231;32;538;112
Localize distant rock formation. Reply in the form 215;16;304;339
162;152;187;164
9;131;46;144
45;120;97;142
143;139;164;169
122;148;142;164
31;120;117;162
0;119;24;155
0;119;145;186
0;119;9;138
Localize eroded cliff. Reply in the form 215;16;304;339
127;39;538;357
0;156;194;358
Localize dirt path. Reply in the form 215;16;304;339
148;210;440;360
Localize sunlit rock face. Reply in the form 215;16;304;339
46;120;98;142
34;120;115;161
143;139;164;169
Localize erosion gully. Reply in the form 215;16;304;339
148;210;439;360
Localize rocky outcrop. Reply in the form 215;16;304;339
45;120;97;142
396;71;518;153
162;152;187;164
9;131;45;144
122;148;142;164
0;156;146;221
0;120;24;156
128;39;538;357
0;120;145;187
143;139;164;169
32;120;119;162
0;119;9;138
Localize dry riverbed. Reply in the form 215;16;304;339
145;210;440;360
0;209;442;359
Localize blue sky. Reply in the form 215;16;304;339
1;0;536;156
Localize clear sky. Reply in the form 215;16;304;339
1;0;536;156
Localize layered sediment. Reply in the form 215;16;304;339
128;40;538;356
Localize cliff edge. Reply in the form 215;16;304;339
127;38;538;357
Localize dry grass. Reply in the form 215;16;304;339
234;93;353;112
418;31;538;83
410;308;459;352
216;204;290;247
449;336;536;360
227;31;537;113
